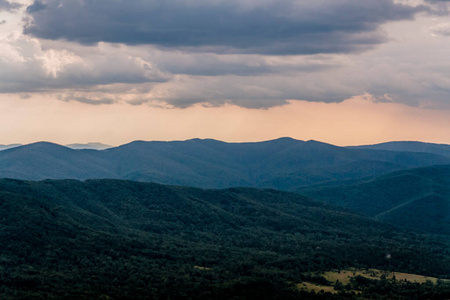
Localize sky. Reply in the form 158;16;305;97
0;0;449;146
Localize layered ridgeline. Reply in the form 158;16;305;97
348;141;450;158
1;138;450;189
64;142;112;150
0;179;449;299
299;165;450;235
0;143;112;151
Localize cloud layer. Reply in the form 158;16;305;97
24;0;424;55
0;0;448;109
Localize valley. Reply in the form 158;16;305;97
0;178;449;299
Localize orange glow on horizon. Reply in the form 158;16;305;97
1;94;449;146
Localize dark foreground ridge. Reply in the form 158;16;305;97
1;138;450;189
300;164;450;235
0;179;449;299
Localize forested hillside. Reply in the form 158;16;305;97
0;179;449;299
299;165;450;235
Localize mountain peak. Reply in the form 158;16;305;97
23;141;69;149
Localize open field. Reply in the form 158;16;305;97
296;282;338;294
297;268;449;294
323;269;445;284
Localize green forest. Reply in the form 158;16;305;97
0;179;449;299
300;165;450;235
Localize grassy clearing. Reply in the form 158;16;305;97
296;282;337;294
193;265;213;271
298;268;448;294
387;271;445;283
321;268;444;284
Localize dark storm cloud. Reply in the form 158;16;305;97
24;0;425;55
0;0;21;11
26;0;46;13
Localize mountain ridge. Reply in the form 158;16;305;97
348;140;450;158
1;138;450;189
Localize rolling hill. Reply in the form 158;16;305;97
1;138;450;189
299;165;450;235
0;178;449;299
0;142;115;180
348;141;450;158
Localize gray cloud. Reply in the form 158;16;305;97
0;20;6;25
24;0;426;55
140;34;450;109
0;37;170;94
152;52;343;77
0;0;21;11
144;73;359;109
26;0;45;13
3;33;450;109
57;94;115;105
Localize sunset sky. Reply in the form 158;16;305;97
0;0;449;146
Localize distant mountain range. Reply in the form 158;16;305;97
65;142;112;150
348;141;450;158
1;138;450;189
0;142;112;151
